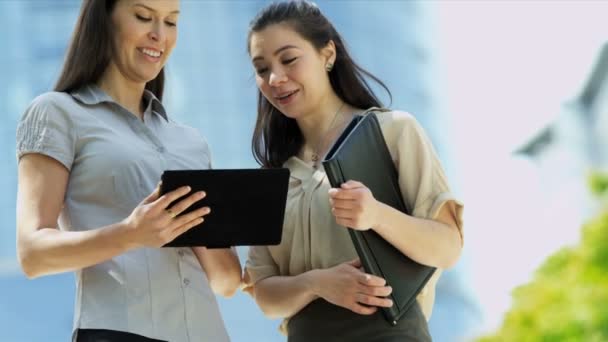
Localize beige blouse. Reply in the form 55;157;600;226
244;110;464;330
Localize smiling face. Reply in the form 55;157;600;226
249;23;336;119
109;0;180;84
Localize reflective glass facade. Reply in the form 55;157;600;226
0;1;478;341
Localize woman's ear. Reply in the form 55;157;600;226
321;40;337;68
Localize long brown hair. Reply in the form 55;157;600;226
248;0;391;168
54;0;165;100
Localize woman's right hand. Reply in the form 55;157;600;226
312;259;393;315
122;184;209;248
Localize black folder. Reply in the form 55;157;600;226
160;168;289;248
322;112;436;325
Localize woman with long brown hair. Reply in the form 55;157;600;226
15;1;240;341
244;1;464;341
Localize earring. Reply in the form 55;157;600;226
325;62;334;72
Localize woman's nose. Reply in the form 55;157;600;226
148;22;165;42
268;70;287;86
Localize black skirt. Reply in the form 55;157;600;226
74;329;167;342
287;299;432;342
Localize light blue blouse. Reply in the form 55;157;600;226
16;85;230;342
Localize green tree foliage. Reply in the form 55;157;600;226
589;171;608;196
479;173;608;342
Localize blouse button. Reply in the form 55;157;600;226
183;278;190;286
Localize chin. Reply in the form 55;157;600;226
137;66;163;81
277;109;302;120
138;72;162;84
269;103;301;119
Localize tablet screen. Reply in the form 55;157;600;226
160;168;290;248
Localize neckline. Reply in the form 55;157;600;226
301;110;362;168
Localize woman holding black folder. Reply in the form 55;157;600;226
15;1;241;341
244;1;464;341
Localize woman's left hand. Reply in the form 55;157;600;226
328;180;381;231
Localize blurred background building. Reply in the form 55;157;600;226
518;43;608;182
435;1;608;338
0;2;479;340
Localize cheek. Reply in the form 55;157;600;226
113;25;139;58
161;38;177;62
118;18;140;44
306;68;330;96
255;76;271;96
166;31;178;51
290;63;318;89
111;32;130;64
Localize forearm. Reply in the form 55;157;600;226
374;202;462;269
17;223;133;279
252;270;320;319
192;247;242;297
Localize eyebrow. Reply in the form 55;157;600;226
252;45;299;62
134;3;180;15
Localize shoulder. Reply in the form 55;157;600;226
374;109;426;142
23;91;79;120
28;91;76;109
166;119;212;154
170;120;208;142
20;91;82;126
375;109;418;127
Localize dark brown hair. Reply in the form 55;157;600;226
248;0;391;168
54;0;165;100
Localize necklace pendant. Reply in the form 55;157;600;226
311;154;319;162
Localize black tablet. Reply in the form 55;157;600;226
159;168;289;248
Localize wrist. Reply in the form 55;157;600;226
303;269;323;299
371;201;389;232
114;219;140;251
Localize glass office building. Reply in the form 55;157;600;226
0;1;479;341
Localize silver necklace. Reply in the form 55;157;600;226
311;102;345;165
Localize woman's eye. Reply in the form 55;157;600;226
256;67;269;75
135;14;151;22
165;21;177;27
282;57;297;65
